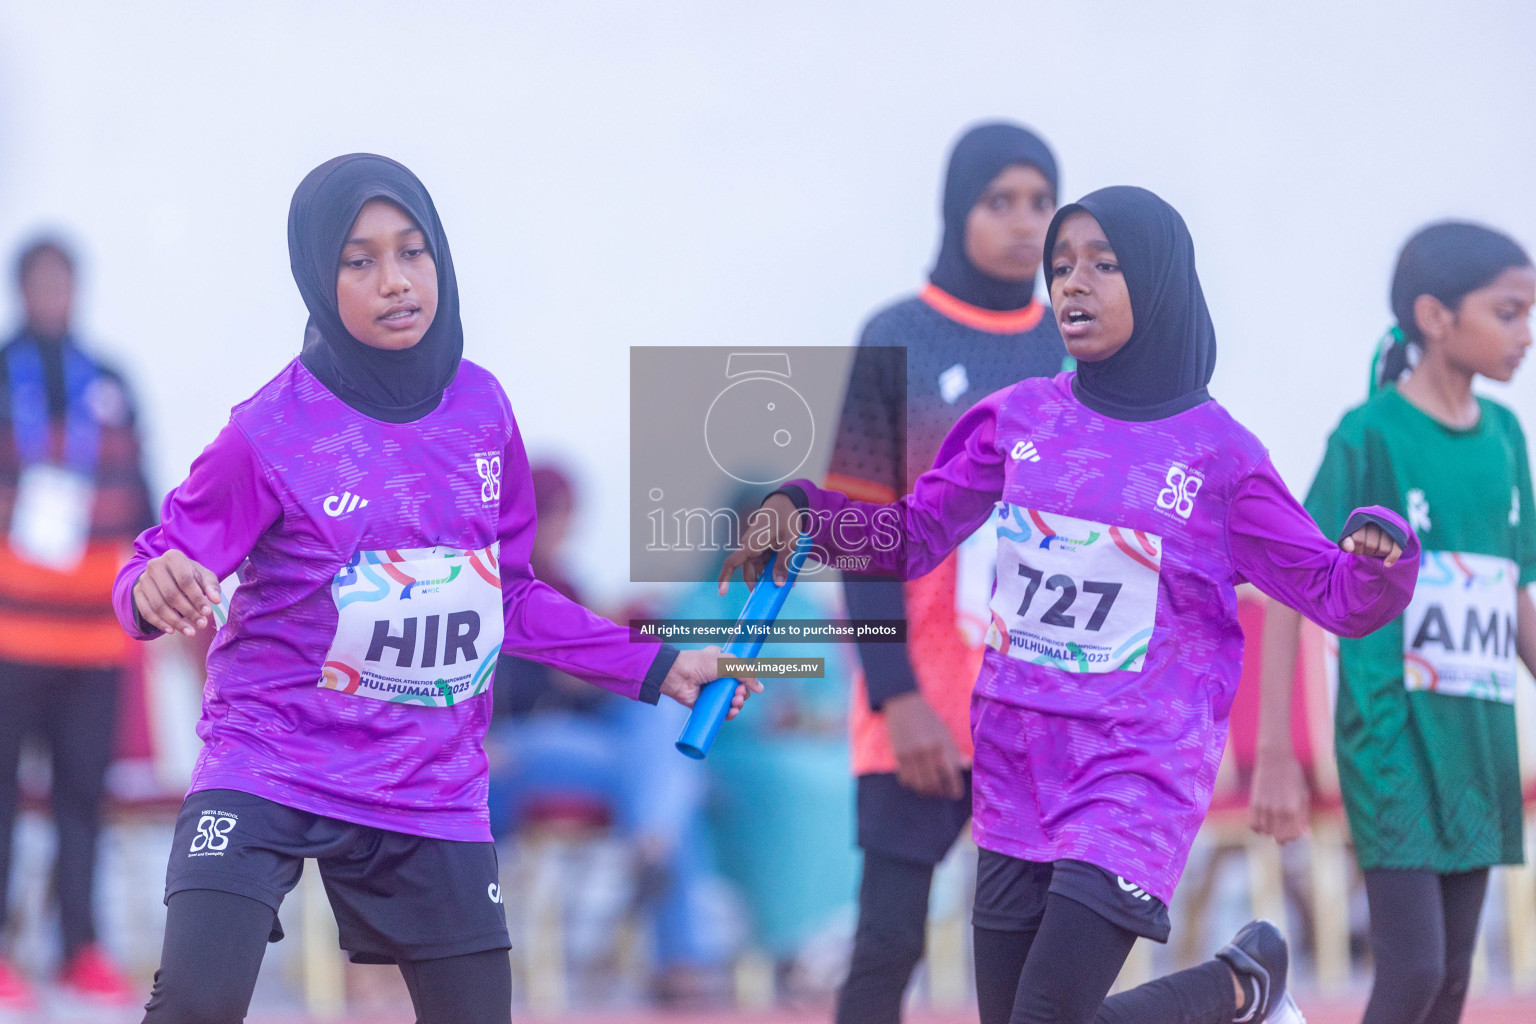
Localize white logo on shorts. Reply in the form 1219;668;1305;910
487;883;504;904
1117;876;1153;902
189;811;238;857
1156;464;1203;519
475;455;502;504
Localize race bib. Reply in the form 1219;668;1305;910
319;544;505;707
984;506;1161;673
9;464;93;570
1403;551;1518;703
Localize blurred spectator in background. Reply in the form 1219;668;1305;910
485;463;733;1005
637;485;861;998
0;238;152;1008
668;488;859;995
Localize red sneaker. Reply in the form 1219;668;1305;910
60;944;136;1005
0;956;37;1010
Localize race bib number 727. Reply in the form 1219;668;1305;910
984;506;1162;673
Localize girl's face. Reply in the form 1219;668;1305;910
337;198;438;350
1049;210;1134;361
964;164;1055;284
1422;265;1536;383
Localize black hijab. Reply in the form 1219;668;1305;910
290;154;462;422
1043;186;1216;421
928;122;1058;311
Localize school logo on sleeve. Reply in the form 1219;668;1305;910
1155;464;1203;519
189;810;238;857
474;453;502;504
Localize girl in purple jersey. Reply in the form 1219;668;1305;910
723;186;1419;1024
117;154;757;1024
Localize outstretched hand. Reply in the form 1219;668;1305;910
660;646;764;720
1341;522;1403;567
133;550;222;636
718;493;805;594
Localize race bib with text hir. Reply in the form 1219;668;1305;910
1403;551;1518;703
984;506;1161;673
319;544;505;708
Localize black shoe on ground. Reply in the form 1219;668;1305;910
1215;919;1289;1023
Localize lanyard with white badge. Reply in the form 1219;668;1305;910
8;338;101;570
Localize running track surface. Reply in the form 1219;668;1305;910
254;999;1536;1023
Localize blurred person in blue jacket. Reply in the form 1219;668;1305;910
0;238;150;1009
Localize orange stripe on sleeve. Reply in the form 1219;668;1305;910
822;473;898;504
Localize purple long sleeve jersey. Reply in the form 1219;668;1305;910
780;373;1418;901
114;360;670;841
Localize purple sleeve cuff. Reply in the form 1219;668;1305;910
115;568;159;639
767;484;811;514
1339;509;1410;550
129;583;163;638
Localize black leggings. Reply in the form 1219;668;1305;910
1362;868;1489;1024
834;851;935;1024
974;893;1234;1024
142;889;511;1023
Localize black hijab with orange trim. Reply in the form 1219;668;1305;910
928;122;1058;312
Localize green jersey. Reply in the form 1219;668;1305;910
1305;385;1534;871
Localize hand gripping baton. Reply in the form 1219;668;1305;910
675;534;814;759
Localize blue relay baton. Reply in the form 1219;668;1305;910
675;533;815;759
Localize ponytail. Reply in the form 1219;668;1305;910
1369;325;1417;395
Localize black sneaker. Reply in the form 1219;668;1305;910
1215;919;1294;1023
